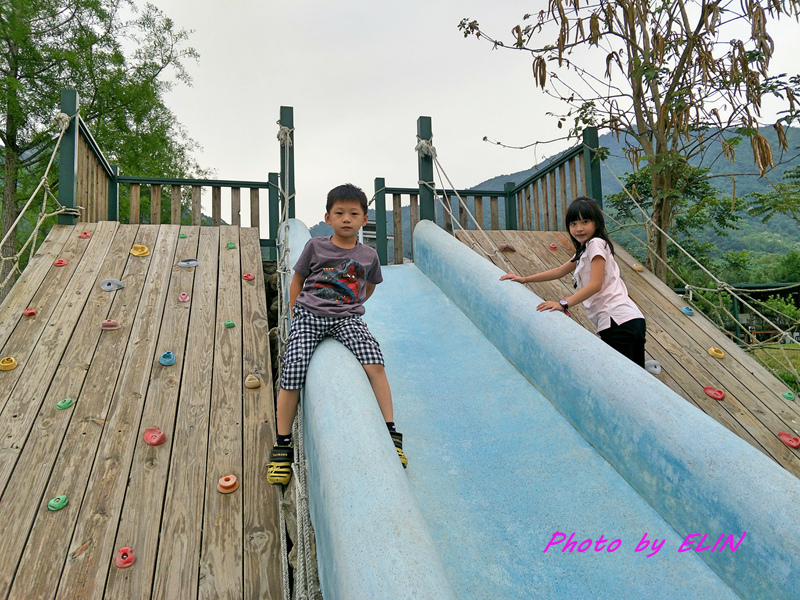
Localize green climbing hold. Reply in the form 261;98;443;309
56;398;74;410
227;242;236;249
179;233;187;239
48;495;69;511
224;320;235;328
784;391;796;401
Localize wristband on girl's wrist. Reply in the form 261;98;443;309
559;299;571;317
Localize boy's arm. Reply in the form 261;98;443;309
289;272;306;314
365;282;376;301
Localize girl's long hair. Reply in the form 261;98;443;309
565;196;614;262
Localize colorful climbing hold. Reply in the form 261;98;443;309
101;319;121;330
778;432;800;449
178;233;187;239
242;272;255;281
47;495;69;511
708;347;725;359
549;243;558;250
0;357;18;371
177;258;198;268
245;374;261;389
704;386;725;401
179;292;190;302
224;320;235;329
217;474;239;494
644;360;662;375
79;230;92;239
680;306;694;316
159;351;176;366
227;241;236;249
23;308;37;318
54;259;68;267
143;426;166;446
632;264;644;272
784;391;796;402
100;278;124;292
114;547;136;569
56;398;74;410
130;244;150;257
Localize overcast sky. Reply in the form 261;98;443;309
152;1;799;229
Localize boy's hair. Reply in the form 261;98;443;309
326;183;368;214
565;196;615;262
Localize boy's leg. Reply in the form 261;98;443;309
362;364;393;423
276;387;301;438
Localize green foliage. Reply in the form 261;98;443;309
748;165;800;225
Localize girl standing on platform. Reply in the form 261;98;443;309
500;196;646;367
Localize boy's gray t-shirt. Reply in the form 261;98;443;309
293;236;383;317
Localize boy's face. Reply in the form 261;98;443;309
324;199;368;240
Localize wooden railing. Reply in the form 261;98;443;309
57;89;293;259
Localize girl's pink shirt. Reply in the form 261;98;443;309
574;237;643;332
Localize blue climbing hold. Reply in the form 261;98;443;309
159;351;176;366
681;306;694;316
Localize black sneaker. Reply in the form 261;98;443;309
267;444;293;485
390;431;408;468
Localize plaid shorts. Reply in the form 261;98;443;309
280;303;384;390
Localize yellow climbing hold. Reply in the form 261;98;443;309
632;264;644;272
708;347;725;359
0;356;18;371
244;374;261;389
130;244;150;257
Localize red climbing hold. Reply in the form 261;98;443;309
779;432;800;449
101;319;121;330
114;547;136;569
704;386;725;401
498;243;516;252
23;308;37;318
54;259;68;267
217;474;239;494
242;272;255;281
179;292;190;302
79;230;92;239
143;427;166;446
549;243;558;250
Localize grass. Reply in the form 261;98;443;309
751;344;800;394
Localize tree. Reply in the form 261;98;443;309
459;1;800;280
1;1;200;297
749;164;800;224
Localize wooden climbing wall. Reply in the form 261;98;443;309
0;222;282;599
456;229;800;480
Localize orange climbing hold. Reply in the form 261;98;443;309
114;547;136;568
708;347;725;359
779;432;800;449
218;474;239;494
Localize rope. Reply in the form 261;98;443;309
1;110;82;292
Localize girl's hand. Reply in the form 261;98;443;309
500;271;525;282
536;300;564;313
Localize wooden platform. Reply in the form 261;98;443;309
0;222;282;600
456;229;800;479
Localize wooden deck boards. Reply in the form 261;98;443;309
0;223;282;600
456;229;800;479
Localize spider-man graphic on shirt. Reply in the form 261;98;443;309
313;259;364;304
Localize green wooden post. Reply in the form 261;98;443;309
417;116;435;222
373;178;388;265
582;127;603;207
279;106;295;219
108;165;119;221
504;182;517;230
732;295;742;345
58;89;79;225
268;172;280;260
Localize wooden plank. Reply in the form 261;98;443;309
240;227;283;600
532;183;540;231
172;184;182;225
516;191;524;231
393;194;403;264
458;195;468;231
541;177;550;231
474;196;483;230
0;222;109;478
151;227;219;600
250;188;260;234
53;225;178;600
104;226;200;599
151;183;162;225
198;226;244;599
231;187;241;226
548;171;558;230
130;183;141;224
524;186;532;231
0;224;138;599
212;186;222;227
578;153;587;198
490;197;499;230
0;224;72;351
558;165;568;231
192;186;202;227
410;194;418;259
442;195;453;234
569;157;579;200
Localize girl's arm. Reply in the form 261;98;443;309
537;256;605;313
289;272;306;314
500;259;575;284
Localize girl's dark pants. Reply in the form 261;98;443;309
598;318;646;367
